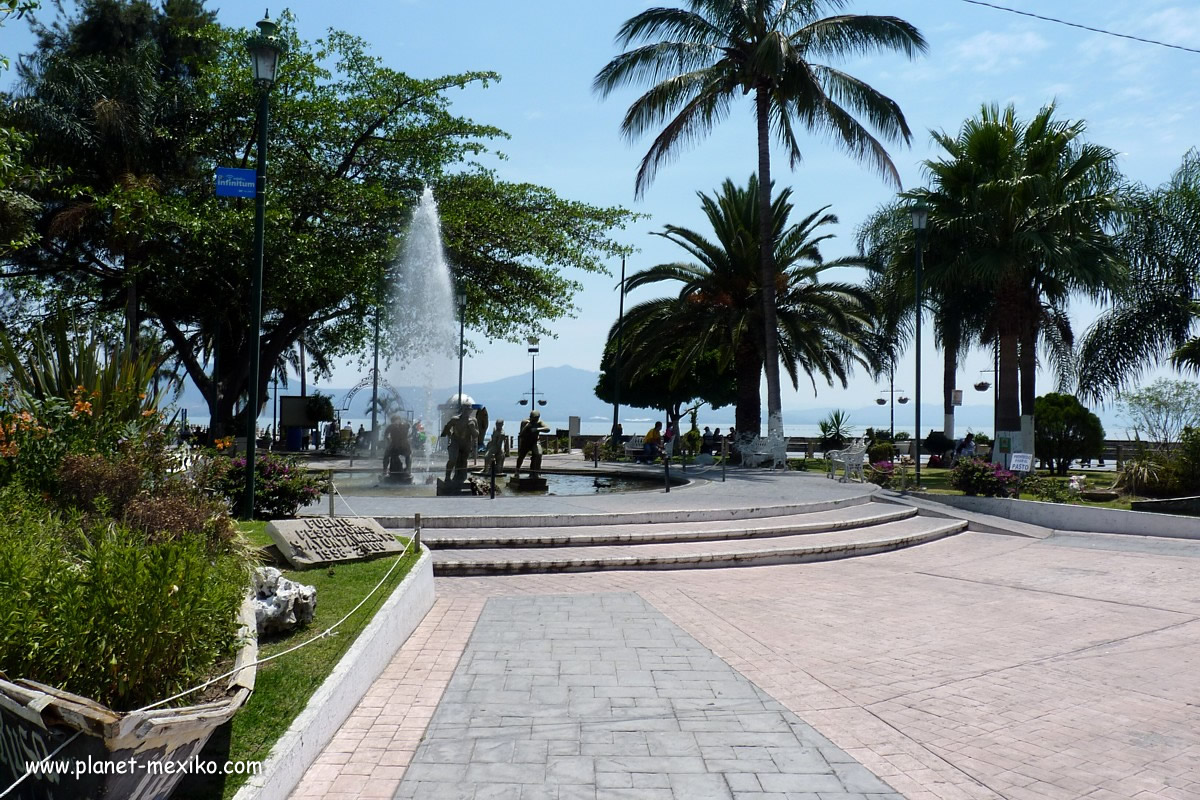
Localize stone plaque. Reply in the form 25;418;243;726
267;516;405;568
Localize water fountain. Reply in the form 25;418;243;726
329;187;682;498
387;187;459;476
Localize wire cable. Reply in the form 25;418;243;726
957;0;1200;55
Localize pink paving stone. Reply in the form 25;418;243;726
289;530;1200;800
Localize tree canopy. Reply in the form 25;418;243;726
0;2;636;437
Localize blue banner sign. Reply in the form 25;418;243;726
215;167;256;198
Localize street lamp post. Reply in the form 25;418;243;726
242;13;285;519
910;200;929;488
457;291;467;410
527;336;539;409
611;257;625;441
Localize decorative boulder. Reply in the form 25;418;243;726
252;566;317;635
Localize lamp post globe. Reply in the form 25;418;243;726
242;12;286;520
910;200;929;488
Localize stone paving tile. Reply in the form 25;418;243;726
291;522;1200;800
392;593;901;800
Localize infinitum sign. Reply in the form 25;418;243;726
215;166;256;198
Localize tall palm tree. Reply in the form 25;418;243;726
912;103;1123;457
1077;151;1200;400
615;175;873;438
595;0;925;454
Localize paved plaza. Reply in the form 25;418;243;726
291;472;1200;800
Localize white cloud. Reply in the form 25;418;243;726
1138;6;1200;48
952;30;1049;74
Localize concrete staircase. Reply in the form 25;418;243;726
380;496;967;575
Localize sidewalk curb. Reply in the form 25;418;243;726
232;547;435;800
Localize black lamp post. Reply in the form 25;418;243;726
456;290;467;411
910;200;929;487
611;257;625;440
527;335;539;409
242;13;286;519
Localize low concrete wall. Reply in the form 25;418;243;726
911;493;1200;540
233;547;435;800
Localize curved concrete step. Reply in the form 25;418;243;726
432;516;967;575
375;493;871;530
425;501;916;548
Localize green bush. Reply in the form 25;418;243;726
195;451;329;519
923;430;954;456
949;457;1019;497
0;487;248;711
1178;427;1200;493
867;443;894;464
1019;474;1074;503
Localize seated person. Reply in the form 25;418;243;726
642;421;664;462
954;432;976;461
701;426;713;454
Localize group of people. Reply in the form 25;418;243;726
636;421;738;462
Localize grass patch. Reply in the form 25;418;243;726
178;521;421;799
906;467;1139;509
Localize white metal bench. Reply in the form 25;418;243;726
739;435;785;469
827;441;866;482
624;435;646;461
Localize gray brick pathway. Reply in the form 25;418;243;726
393;592;901;800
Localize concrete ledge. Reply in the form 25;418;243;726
906;492;1200;540
424;506;917;548
233;547;435;800
877;492;1054;540
375;494;871;529
433;520;966;574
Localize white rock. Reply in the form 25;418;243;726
252;567;317;635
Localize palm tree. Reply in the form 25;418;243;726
857;202;987;442
1077;151;1200;400
595;0;926;455
615;175;873;439
911;103;1123;457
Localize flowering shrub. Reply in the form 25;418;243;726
949;457;1019;497
1019;473;1073;503
0;387;163;495
867;460;894;487
194;451;329;519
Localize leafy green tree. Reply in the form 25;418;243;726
1117;378;1200;450
909;103;1123;458
1033;393;1105;475
594;340;735;434
616;175;873;439
3;8;635;439
1077;151;1200;399
594;0;925;453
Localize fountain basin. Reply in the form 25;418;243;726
329;469;685;496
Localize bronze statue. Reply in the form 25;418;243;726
482;420;507;474
441;408;478;483
515;410;550;479
383;415;411;475
474;406;489;455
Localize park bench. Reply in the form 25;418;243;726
624;434;646;461
739;436;785;469
827;440;866;482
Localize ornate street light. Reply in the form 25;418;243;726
243;11;286;519
910;200;929;487
519;336;546;407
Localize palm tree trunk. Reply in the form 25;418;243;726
755;87;784;456
943;336;957;441
734;337;762;441
1018;317;1038;458
997;329;1021;464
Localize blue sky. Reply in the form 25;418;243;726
5;0;1199;415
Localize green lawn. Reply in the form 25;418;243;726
177;521;421;799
